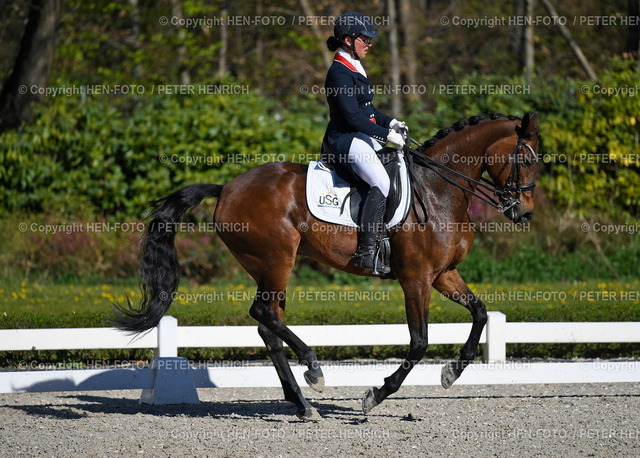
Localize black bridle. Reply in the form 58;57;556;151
403;134;537;218
489;137;537;211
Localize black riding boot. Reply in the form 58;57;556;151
353;186;391;275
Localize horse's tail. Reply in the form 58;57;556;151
113;184;224;334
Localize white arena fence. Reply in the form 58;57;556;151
0;312;639;404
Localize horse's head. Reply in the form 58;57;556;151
485;112;540;224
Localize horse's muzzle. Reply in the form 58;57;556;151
505;205;533;224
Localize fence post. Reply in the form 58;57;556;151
156;315;178;358
140;316;199;405
484;311;507;362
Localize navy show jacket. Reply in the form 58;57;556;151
322;53;392;162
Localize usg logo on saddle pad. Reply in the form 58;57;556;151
318;192;340;207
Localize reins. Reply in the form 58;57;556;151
402;134;536;219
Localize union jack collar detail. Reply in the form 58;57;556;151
334;53;358;72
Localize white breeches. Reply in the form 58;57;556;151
347;133;390;197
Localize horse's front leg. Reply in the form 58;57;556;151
433;268;488;388
362;277;430;414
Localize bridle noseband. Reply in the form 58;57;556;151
493;138;537;212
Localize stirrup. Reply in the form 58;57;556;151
353;239;391;276
372;237;391;275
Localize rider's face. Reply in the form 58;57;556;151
346;35;373;59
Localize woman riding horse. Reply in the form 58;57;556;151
323;11;408;275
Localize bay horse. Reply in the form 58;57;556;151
114;112;541;421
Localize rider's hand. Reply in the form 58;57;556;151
390;119;409;133
386;129;405;148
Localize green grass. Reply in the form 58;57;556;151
1;279;639;366
2;279;639;326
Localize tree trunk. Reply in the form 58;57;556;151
540;0;597;80
170;0;191;85
512;0;524;57
217;0;228;77
388;0;402;117
399;0;418;102
255;0;264;91
299;0;331;69
522;0;535;81
128;0;144;80
0;0;63;132
624;0;640;67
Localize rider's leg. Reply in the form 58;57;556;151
348;134;391;275
348;134;390;197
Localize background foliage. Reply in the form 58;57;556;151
0;0;638;285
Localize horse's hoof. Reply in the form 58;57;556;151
441;362;460;389
296;406;322;422
304;369;325;393
362;387;382;414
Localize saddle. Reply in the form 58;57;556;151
322;143;403;225
305;142;411;229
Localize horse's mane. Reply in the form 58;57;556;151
419;113;521;151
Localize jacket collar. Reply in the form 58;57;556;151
335;49;367;77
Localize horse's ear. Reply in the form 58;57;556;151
516;111;538;138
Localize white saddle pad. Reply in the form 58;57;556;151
306;151;411;228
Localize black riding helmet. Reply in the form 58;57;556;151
333;11;379;40
327;12;379;58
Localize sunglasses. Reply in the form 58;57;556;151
357;36;373;46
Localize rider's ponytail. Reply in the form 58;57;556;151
326;36;341;52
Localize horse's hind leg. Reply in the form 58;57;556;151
251;290;323;421
242;257;323;421
213;163;324;419
257;322;321;421
220;253;323;419
433;269;488;388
